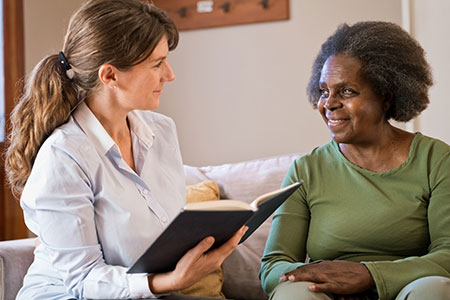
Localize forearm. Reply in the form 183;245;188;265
41;243;153;299
363;251;450;300
147;273;175;295
260;255;305;295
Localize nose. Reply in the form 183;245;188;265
163;60;175;82
324;93;342;111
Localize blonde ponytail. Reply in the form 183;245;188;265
5;54;79;196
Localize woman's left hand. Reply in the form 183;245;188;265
280;260;375;295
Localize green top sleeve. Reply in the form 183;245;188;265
260;133;450;300
259;162;310;294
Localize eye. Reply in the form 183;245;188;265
153;60;164;68
319;88;329;99
342;88;356;97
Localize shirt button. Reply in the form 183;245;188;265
161;217;168;223
142;189;148;195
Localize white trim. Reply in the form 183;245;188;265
401;0;419;133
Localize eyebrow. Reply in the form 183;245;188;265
150;55;167;63
319;81;357;88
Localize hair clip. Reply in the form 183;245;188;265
58;51;75;79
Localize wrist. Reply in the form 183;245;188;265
360;263;376;289
148;272;178;294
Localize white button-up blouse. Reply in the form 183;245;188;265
18;102;185;299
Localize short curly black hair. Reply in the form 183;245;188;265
307;21;433;122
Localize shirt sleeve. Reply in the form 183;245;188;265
259;160;309;295
21;143;156;299
362;151;450;300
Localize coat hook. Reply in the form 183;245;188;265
220;2;231;13
259;0;269;9
177;7;187;18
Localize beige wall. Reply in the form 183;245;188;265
23;0;84;73
410;0;450;144
157;0;402;165
24;1;448;167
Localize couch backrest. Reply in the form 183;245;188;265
185;153;301;202
0;238;35;300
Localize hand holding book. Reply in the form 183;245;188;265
148;225;248;294
128;181;302;274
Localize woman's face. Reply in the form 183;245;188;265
115;35;175;111
317;54;388;145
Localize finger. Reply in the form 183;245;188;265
309;282;339;293
283;266;317;283
187;236;215;259
216;226;248;255
283;263;310;277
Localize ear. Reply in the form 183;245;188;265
383;92;393;112
98;64;119;89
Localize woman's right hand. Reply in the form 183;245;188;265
148;225;248;294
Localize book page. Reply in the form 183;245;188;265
250;182;302;210
185;200;253;211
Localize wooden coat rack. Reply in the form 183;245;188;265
151;0;289;31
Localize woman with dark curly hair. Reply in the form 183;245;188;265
260;21;450;300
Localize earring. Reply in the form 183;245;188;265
113;85;118;89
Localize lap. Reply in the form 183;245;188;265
270;276;450;300
270;281;376;300
270;281;333;300
395;276;450;300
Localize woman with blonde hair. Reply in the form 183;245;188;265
6;0;246;299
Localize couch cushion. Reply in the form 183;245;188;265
185;181;220;204
180;181;225;298
0;238;36;300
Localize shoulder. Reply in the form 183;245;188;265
35;118;98;172
414;133;450;165
415;133;450;154
283;141;335;185
293;140;336;168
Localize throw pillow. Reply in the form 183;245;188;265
180;181;226;298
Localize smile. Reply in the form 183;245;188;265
328;119;349;126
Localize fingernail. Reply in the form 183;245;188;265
280;275;286;281
309;284;316;291
288;275;295;281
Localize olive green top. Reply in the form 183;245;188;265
260;133;450;300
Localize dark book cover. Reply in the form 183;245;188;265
127;181;301;274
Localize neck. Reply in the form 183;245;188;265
85;95;130;144
338;125;414;173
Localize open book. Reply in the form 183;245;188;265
127;181;302;274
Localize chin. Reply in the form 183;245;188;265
330;133;351;144
142;102;159;111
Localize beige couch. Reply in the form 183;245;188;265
0;153;300;300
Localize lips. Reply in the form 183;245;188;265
327;117;349;127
